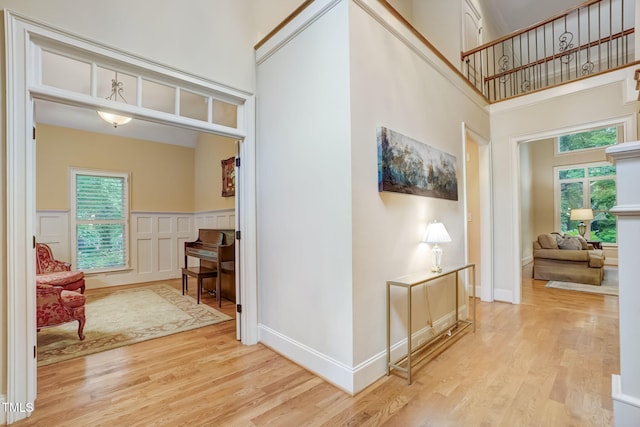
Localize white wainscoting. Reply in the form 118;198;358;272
35;209;235;289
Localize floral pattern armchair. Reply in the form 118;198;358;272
36;243;85;294
36;284;86;340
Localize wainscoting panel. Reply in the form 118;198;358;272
36;210;70;261
194;209;235;231
158;238;173;272
158;216;173;233
137;238;153;274
35;210;234;289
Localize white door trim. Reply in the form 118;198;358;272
4;11;258;422
462;123;494;302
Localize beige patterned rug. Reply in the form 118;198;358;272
37;284;232;366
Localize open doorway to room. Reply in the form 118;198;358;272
4;12;256;421
518;120;626;307
33;99;240;366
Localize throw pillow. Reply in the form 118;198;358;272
575;235;588;250
538;234;558;249
557;235;583;250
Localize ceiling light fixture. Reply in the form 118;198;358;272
97;72;132;127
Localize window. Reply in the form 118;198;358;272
557;126;618;154
71;169;130;272
556;162;617;243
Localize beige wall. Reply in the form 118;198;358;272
525;136;618;263
492;79;635;298
466;137;481;279
36;124;195;212
194;133;236;212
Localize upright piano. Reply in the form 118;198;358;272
184;229;236;303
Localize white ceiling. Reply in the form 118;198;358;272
36;100;201;147
483;0;586;36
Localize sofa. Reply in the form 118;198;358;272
532;233;605;285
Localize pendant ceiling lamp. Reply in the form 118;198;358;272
97;72;132;127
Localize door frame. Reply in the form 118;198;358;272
4;11;258;423
461;123;494;302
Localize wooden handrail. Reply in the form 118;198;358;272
254;0;314;50
462;0;604;60
483;28;635;83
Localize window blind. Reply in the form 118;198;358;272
72;171;129;272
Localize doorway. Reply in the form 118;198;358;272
5;11;257;423
463;124;493;302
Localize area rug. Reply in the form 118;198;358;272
37;284;232;366
545;267;618;296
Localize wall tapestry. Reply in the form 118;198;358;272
221;156;235;197
377;127;458;200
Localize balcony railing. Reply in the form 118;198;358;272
461;0;635;102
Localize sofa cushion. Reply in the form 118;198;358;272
36;270;84;286
533;248;590;262
537;234;558;249
556;235;584;250
588;251;605;268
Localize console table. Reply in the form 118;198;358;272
386;264;476;384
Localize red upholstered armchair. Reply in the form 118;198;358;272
36;284;86;340
36;243;85;294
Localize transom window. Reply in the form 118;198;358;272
556;126;619;154
556;162;617;243
70;169;130;272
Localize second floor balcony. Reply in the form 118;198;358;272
461;0;636;102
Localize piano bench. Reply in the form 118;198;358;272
181;266;218;305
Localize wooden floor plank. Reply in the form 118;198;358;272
16;271;618;426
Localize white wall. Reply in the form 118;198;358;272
256;1;355;391
349;0;489;390
254;0;308;42
0;0;258;92
490;71;638;302
256;0;491;394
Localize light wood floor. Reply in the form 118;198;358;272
17;270;619;426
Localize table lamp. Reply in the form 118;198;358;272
422;220;451;273
570;208;594;237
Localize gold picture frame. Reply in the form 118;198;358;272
221;156;235;197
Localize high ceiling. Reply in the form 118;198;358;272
483;0;586;36
37;0;589;145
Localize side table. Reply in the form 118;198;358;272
588;240;603;249
386;264;476;384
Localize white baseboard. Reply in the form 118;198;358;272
0;395;5;425
0;394;34;424
493;288;513;302
259;306;471;395
521;255;533;266
605;257;619;266
612;374;640;426
258;324;356;394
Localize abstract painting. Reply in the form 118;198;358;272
377;127;458;200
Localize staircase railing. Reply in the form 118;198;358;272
461;0;635;102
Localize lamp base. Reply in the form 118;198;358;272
578;221;587;237
431;245;443;273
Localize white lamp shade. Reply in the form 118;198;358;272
422;221;452;244
97;111;132;127
570;208;594;221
